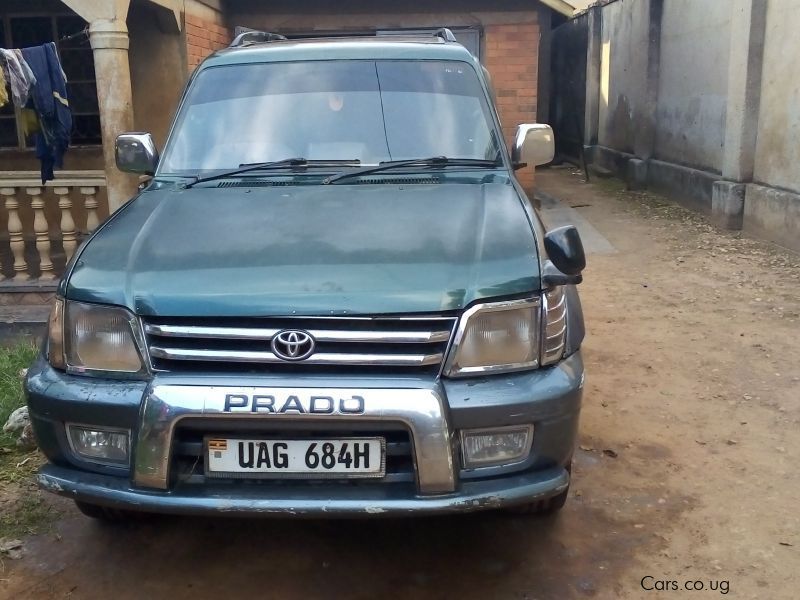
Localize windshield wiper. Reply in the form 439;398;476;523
183;158;360;188
322;156;501;185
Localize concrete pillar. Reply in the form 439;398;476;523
721;0;767;182
626;158;648;190
583;5;602;147
713;0;767;230
61;0;138;212
89;19;138;211
633;0;663;160
712;181;746;229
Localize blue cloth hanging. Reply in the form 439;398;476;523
21;42;72;183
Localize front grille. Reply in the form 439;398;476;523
171;425;416;486
144;315;456;374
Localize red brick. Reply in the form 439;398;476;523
484;19;538;193
501;32;537;42
184;14;231;68
185;23;201;36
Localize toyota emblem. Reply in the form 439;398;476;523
271;329;315;361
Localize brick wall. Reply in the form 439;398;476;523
185;13;232;70
484;21;539;190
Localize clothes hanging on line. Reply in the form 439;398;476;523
0;48;37;108
0;42;72;183
21;43;72;184
0;65;8;107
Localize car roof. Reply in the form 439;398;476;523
200;36;479;69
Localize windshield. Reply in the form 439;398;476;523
159;60;501;174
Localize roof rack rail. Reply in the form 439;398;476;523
229;29;287;48
433;28;458;42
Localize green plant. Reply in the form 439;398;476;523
0;343;38;452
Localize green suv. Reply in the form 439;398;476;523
26;29;586;518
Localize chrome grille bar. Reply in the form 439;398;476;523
150;346;443;367
145;324;450;344
144;315;456;372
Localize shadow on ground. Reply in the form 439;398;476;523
5;447;686;600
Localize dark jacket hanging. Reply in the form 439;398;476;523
21;43;72;183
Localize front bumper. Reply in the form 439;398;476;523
38;464;569;516
26;352;583;516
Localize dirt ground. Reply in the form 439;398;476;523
1;166;798;599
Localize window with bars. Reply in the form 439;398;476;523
0;13;101;149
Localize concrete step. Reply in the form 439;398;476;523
0;304;49;344
0;304;51;324
587;164;615;179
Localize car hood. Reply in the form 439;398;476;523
66;181;540;316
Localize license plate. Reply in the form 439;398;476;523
205;437;386;479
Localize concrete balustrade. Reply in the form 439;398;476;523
0;171;107;283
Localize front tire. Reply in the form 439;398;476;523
74;500;135;522
505;486;569;515
505;462;572;515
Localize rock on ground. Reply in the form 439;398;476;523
3;405;29;433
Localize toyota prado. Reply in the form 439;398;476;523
25;29;586;519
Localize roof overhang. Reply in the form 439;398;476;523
539;0;576;17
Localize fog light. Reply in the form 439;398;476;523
67;424;130;466
461;425;533;469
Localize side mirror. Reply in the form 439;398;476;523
543;225;586;286
116;133;159;175
512;124;555;168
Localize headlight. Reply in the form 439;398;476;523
445;289;569;377
445;298;540;376
48;299;144;375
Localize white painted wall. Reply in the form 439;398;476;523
597;0;650;155
654;0;731;173
575;0;800;250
